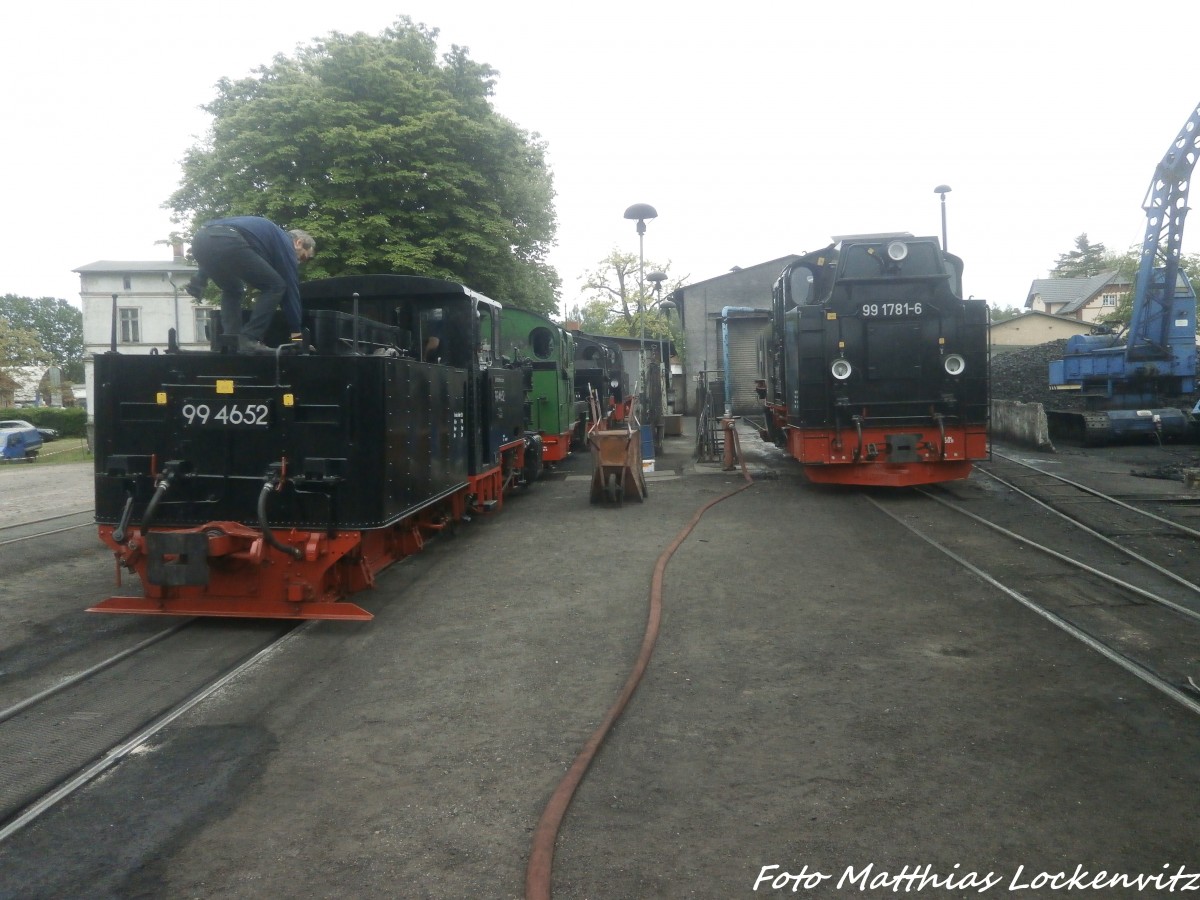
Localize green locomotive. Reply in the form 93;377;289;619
499;307;578;464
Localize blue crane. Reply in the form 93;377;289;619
1048;102;1200;444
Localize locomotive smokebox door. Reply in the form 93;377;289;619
886;433;921;463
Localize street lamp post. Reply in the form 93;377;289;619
646;270;668;415
657;297;678;417
933;184;952;251
645;271;668;452
623;203;658;403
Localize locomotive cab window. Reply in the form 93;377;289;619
788;267;816;307
419;309;443;362
477;305;496;368
528;326;555;359
424;304;479;369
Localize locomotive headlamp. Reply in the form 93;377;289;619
886;241;908;261
830;358;853;380
943;354;966;376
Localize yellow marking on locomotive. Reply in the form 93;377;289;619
838;341;845;349
283;394;295;407
938;337;946;345
156;392;167;405
826;312;837;320
216;379;234;394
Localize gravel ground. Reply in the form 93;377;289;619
0;456;93;521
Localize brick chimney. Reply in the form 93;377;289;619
172;239;185;262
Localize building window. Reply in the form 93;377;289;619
194;306;215;342
119;308;141;343
123;276;132;290
1101;293;1119;307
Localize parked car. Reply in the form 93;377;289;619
0;419;58;441
0;420;44;461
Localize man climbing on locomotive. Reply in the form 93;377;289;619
186;216;315;354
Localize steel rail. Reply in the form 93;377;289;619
0;508;93;532
990;450;1200;540
866;496;1200;718
0;621;193;724
0;509;95;547
915;486;1200;623
0;522;93;547
0;621;315;844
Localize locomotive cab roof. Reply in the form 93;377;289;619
300;274;500;313
780;235;964;306
300;274;501;368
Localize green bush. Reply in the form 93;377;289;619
0;406;88;438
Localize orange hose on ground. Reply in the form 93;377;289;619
525;427;755;900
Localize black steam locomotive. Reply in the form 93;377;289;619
569;331;629;443
758;234;989;486
91;275;541;620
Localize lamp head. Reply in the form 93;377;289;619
624;203;658;234
934;184;952;198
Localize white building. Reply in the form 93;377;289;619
74;246;206;416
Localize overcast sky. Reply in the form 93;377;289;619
3;1;1199;316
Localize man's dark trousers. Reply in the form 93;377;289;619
191;224;287;342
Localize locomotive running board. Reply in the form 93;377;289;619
87;596;374;621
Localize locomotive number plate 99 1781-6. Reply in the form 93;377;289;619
181;399;272;428
860;302;924;317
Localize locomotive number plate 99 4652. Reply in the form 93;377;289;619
181;399;272;428
860;302;923;317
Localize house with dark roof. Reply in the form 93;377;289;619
1024;271;1130;323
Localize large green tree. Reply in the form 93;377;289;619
0;318;49;370
0;295;84;380
167;18;559;315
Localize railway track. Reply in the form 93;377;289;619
0;618;305;843
866;454;1200;717
0;508;93;547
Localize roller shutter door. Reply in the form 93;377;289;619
726;316;768;416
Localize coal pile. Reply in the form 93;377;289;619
991;340;1085;410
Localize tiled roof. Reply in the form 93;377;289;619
1024;271;1123;312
